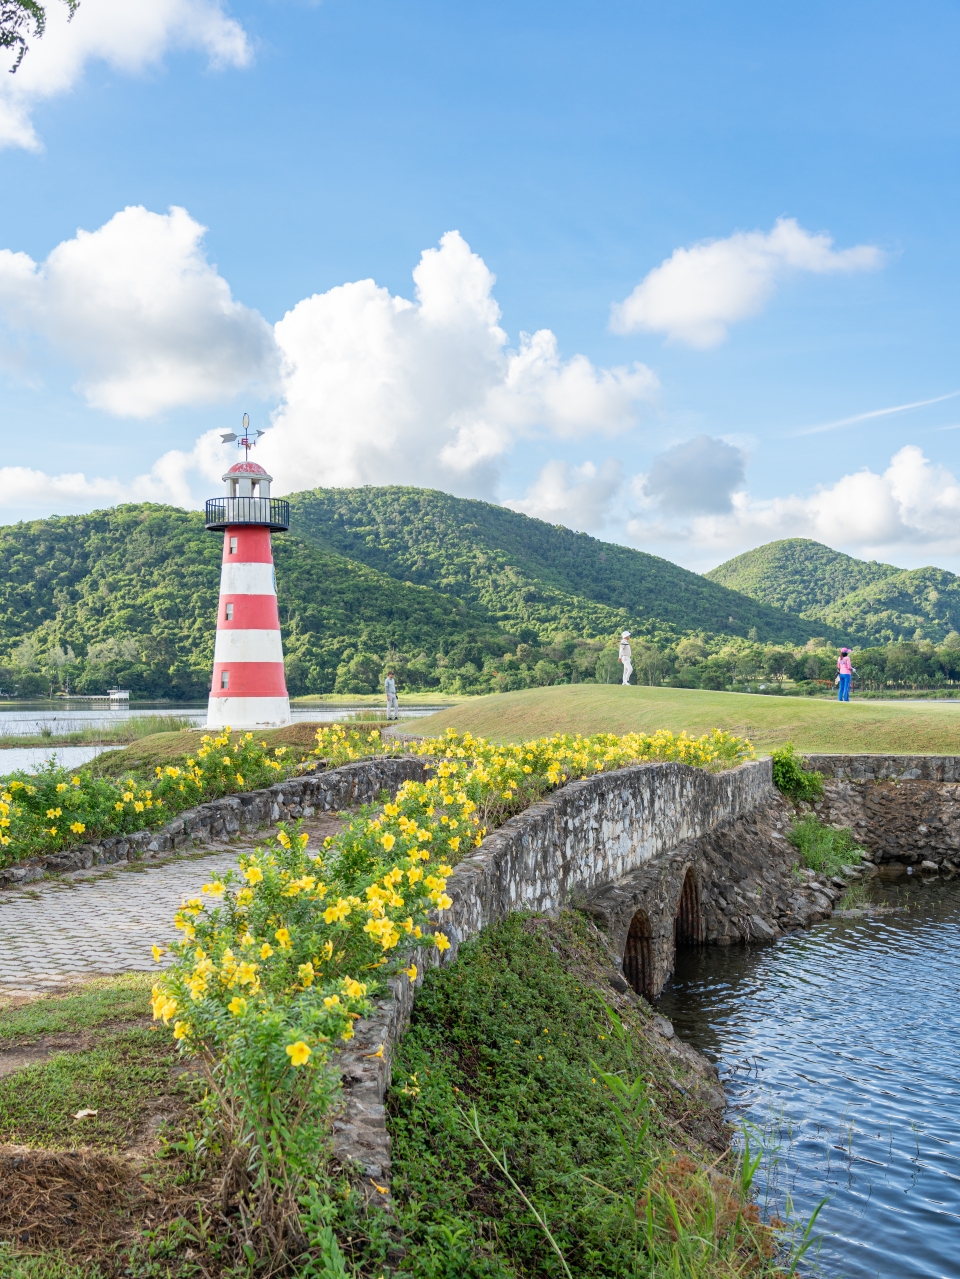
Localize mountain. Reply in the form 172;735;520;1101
0;503;502;699
287;486;836;646
706;538;960;644
0;491;842;700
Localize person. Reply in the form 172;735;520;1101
618;631;633;686
836;648;857;702
384;671;399;720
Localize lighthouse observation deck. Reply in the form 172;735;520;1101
205;496;290;532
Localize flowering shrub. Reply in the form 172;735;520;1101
0;730;298;866
307;722;402;768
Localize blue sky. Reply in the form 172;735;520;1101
1;0;959;571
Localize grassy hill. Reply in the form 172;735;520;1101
707;538;960;644
288;486;838;645
410;684;960;754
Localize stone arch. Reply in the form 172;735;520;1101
674;867;703;946
622;908;654;1000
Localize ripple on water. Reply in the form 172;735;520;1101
656;880;960;1279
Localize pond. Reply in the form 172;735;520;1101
0;699;446;738
657;877;960;1279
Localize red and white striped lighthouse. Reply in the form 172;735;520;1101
204;455;292;730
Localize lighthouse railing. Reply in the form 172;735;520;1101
204;497;290;532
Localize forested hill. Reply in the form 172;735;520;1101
0;504;499;699
0;493;840;699
707;538;960;644
287;486;835;646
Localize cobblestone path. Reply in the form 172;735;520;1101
0;813;345;998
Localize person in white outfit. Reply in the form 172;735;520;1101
618;631;633;686
384;671;399;720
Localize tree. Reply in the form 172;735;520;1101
1;0;77;73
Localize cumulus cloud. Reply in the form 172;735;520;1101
628;446;960;568
0;427;226;518
611;217;883;348
0;205;278;415
0;0;250;150
263;230;657;496
504;458;624;531
638;434;746;515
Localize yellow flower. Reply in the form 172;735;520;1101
228;996;247;1016
202;880;225;898
323;994;342;1009
298;962;315;987
433;931;451;952
381;833;396;852
404;963;417;981
152;945;165;963
173;1021;192;1040
134;801;145;813
71;776;81;786
277;830;292;849
244;865;264;885
235;961;258;986
286;1040;312;1066
46;808;62;819
275;927;292;949
342;977;367;999
70;822;85;835
260;943;274;959
55;783;68;793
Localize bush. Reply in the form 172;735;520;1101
771;743;823;802
788;814;864;875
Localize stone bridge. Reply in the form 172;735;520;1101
336;755;837;1178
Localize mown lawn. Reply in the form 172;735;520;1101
409;684;960;754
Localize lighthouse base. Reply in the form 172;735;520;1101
207;695;292;731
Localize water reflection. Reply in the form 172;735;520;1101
657;879;960;1279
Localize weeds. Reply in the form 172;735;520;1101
772;744;823;803
788;814;864;876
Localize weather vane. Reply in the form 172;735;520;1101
220;412;265;462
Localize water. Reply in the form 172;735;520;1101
0;699;445;738
657;879;960;1279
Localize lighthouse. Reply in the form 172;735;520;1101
204;424;292;730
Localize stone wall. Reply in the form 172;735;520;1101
802;753;960;872
0;757;428;887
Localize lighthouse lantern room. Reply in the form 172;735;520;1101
204;419;292;730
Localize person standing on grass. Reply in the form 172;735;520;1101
619;631;633;686
384;671;399;720
836;648;857;702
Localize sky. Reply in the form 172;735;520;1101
1;0;960;572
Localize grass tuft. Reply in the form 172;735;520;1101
0;973;154;1041
788;814;865;876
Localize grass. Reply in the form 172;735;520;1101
88;719;346;778
410;683;960;754
322;912;792;1279
0;1253;106;1279
788;814;865;876
0;1027;182;1150
0;973;154;1039
0;715;196;751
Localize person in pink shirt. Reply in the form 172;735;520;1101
836;648;856;701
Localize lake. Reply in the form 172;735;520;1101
657;877;960;1279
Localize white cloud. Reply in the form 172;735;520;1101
263;230;657;496
504;458;624;531
628;446;960;569
0;0;250;150
0;427;225;518
611;217;884;348
0;205;278;415
638;434;746;515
